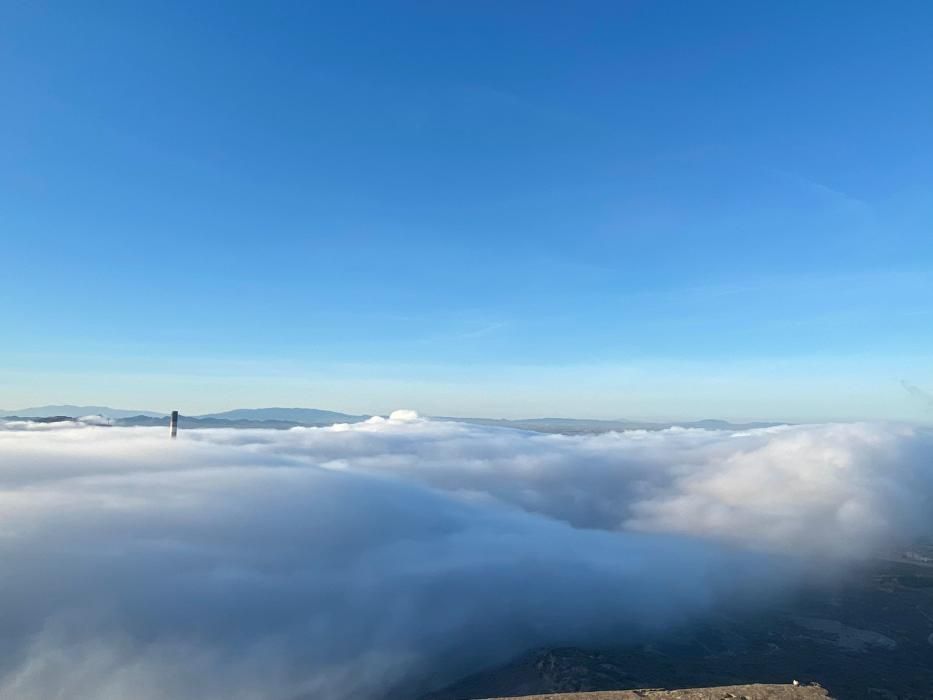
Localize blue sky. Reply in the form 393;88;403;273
2;1;932;420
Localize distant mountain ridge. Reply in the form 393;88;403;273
436;416;782;433
1;405;784;433
197;407;368;423
114;415;323;430
0;405;166;419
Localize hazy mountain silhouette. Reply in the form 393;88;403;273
2;406;783;433
0;405;165;419
196;407;368;423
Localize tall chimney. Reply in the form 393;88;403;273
170;410;179;439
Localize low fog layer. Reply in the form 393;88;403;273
0;414;930;699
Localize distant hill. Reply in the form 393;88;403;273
115;415;311;430
0;405;165;419
437;416;783;434
0;415;80;424
1;406;784;433
196;407;369;423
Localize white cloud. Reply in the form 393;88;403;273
0;418;929;698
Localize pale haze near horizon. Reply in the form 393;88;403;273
2;358;931;424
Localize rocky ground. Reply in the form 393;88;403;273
484;684;830;700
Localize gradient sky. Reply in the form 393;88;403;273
2;1;932;421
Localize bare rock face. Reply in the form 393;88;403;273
480;683;832;700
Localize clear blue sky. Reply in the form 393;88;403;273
2;1;932;421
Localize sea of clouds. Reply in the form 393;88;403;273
0;412;930;699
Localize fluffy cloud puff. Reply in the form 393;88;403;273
0;416;929;699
